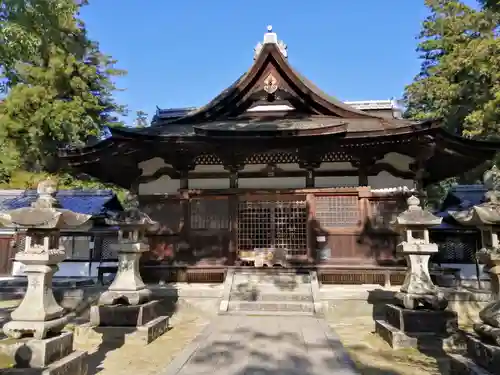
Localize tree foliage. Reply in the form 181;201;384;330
404;0;500;139
404;0;499;207
0;0;128;198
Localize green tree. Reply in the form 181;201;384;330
0;0;127;185
404;0;500;139
404;0;499;206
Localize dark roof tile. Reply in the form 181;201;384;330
0;189;122;216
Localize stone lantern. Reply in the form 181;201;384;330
0;179;91;374
392;195;446;310
375;195;458;349
449;166;500;374
79;208;169;345
97;209;156;306
451;166;500;297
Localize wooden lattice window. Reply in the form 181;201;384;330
190;199;229;230
315;196;359;227
431;232;479;264
97;235;119;260
369;199;404;228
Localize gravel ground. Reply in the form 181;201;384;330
75;300;210;375
325;310;450;375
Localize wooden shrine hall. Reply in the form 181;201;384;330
59;26;499;283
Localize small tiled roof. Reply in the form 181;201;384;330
441;184;486;212
0;189;123;216
433;184;486;231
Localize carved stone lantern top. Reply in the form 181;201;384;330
451;166;500;226
393;196;442;228
0;179;92;230
0;180;93;262
105;208;158;244
105;208;158;231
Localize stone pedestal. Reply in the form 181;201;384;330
0;332;87;375
396;242;448;310
3;251;68;340
478;252;500;300
76;210;168;345
375;304;458;349
450;334;500;375
98;242;152;306
449;298;500;374
76;301;169;346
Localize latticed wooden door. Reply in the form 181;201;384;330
236;197;308;257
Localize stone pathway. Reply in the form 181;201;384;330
160;315;360;375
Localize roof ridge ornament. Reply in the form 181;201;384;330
254;25;288;60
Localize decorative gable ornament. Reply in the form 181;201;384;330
254;25;288;60
263;74;279;94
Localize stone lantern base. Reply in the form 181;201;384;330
2;316;69;341
449;334;500;375
0;331;87;375
75;300;169;346
375;304;458;349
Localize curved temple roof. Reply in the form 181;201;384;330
58;26;500;189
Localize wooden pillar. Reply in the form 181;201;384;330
352;156;375;187
178;169;191;243
411;139;436;198
179;170;188;190
224;163;242;265
177;165;192;244
299;160;320;189
229;170;238;189
306;193;316;263
358;164;368;186
228;195;238;265
305;168;315;188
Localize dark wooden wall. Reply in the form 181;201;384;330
139;187;406;267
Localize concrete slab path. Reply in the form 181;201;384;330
160;315;360;375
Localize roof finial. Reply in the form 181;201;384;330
254;25;288;60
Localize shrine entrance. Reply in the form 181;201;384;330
236;196;308;267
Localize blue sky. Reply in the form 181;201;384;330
80;1;443;124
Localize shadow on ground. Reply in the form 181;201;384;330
162;316;429;375
83;285;179;375
362;289;453;374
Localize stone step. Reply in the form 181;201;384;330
223;310;315;316
229;292;313;302
232;274;311;285
231;284;311;293
227;300;315;314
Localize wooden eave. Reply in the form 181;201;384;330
104;117;440;142
59;123;500;165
